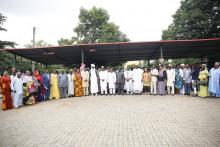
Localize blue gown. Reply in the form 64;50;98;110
209;68;220;97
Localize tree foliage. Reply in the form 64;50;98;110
58;7;129;45
162;0;220;40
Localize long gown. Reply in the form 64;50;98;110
74;72;83;97
50;73;60;99
209;68;220;97
198;69;209;97
0;76;13;110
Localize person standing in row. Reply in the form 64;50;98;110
191;65;200;96
166;64;175;96
42;69;50;100
90;64;99;95
179;64;185;95
74;68;83;97
34;71;44;102
99;66;108;95
142;68;151;95
133;66;144;94
81;68;90;96
50;70;60;100
198;64;209;98
209;62;220;97
67;70;74;97
10;67;17;103
150;65;158;95
59;70;68;98
157;65;167;95
116;69;124;95
183;64;192;95
124;68;133;95
108;68;116;95
0;71;13;110
11;72;23;108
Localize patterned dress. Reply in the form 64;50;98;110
0;76;13;110
198;69;209;97
74;72;83;97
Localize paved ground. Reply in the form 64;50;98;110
0;95;220;147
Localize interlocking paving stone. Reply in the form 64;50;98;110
0;95;220;147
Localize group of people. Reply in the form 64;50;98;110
1;62;220;111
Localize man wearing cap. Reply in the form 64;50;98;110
209;62;220;97
133;66;144;94
166;64;175;95
124;67;133;95
179;64;185;95
81;68;90;96
58;70;68;98
99;66;108;95
90;64;99;95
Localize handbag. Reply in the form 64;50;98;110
198;80;208;86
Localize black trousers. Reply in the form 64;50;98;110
117;83;124;94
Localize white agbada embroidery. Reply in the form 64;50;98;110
99;70;108;91
90;69;99;94
166;69;175;86
133;68;144;92
11;77;23;108
108;72;116;89
124;70;133;92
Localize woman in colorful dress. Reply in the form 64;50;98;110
74;68;83;97
0;71;13;110
198;64;209;98
157;65;167;95
175;65;183;94
34;71;45;102
142;68;151;95
23;71;36;105
50;70;60;100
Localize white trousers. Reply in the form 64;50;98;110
151;81;157;94
13;93;23;108
109;88;115;95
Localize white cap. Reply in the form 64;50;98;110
91;64;95;68
180;64;185;66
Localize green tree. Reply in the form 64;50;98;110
0;13;16;72
162;0;220;40
58;7;129;45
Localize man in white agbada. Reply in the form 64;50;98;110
90;64;99;95
107;68;116;95
150;66;158;95
166;64;176;95
179;64;185;95
10;67;17;101
124;68;133;94
11;72;23;108
132;66;144;94
67;70;74;97
81;68;90;96
99;66;108;95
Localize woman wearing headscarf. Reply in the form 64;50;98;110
0;71;13;110
74;68;83;97
157;65;167;95
34;70;45;102
198;64;209;98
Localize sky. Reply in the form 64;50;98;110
0;0;181;47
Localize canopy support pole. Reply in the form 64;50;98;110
13;54;16;67
160;47;163;59
147;59;150;67
81;49;84;64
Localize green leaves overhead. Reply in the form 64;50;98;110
58;7;129;45
162;0;220;40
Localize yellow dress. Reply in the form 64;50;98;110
198;70;209;97
50;73;60;99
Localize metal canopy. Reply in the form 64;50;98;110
2;38;220;65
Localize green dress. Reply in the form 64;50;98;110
198;70;209;97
